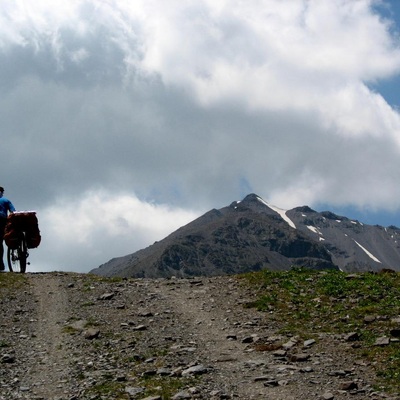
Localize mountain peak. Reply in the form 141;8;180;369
241;193;263;203
90;194;400;278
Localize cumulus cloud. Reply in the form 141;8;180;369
1;0;400;271
34;190;198;272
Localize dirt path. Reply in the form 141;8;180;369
27;275;74;398
0;273;393;400
151;277;272;399
148;277;379;400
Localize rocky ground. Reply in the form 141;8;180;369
0;272;399;400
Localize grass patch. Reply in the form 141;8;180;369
240;267;400;392
62;326;80;335
81;274;125;292
139;375;197;399
0;273;28;299
85;380;128;399
85;374;196;400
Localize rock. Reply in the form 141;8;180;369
241;336;254;343
288;353;310;362
321;392;335;400
364;315;376;323
173;346;197;353
209;389;231;398
142;369;157;376
1;354;15;363
328;370;347;377
254;375;275;382
157;368;171;376
300;366;314;373
83;328;100;339
263;380;279;387
181;364;208;376
68;319;87;332
282;337;298;350
172;391;192;399
138;311;154;317
303;339;316;347
273;349;287;357
344;332;359;341
390;328;400;337
189;279;203;286
170;367;184;376
338;381;358;391
99;292;114;300
125;386;145;396
374;336;390;346
132;324;147;331
187;387;200;395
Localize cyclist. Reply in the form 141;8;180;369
0;187;15;271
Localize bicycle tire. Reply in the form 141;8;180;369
7;237;27;273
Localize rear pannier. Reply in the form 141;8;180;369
4;211;41;249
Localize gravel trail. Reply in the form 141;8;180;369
28;275;75;398
0;272;396;400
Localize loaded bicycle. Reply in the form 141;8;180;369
4;211;41;273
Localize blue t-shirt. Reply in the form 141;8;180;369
0;197;15;219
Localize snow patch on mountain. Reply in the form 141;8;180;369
307;225;321;235
354;240;381;263
307;225;325;241
256;196;296;229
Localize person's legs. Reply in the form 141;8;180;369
0;218;6;270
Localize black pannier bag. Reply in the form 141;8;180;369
4;211;41;249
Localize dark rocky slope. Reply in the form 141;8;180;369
90;194;400;278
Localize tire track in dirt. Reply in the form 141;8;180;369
26;274;74;399
152;277;274;399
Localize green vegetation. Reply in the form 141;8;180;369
85;380;128;399
0;273;28;298
62;325;80;335
85;374;195;399
241;267;400;392
139;375;197;399
81;274;124;292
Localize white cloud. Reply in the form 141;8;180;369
136;1;400;104
33;190;199;272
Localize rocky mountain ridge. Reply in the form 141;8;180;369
90;194;400;278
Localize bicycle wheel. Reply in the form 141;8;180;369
7;238;27;273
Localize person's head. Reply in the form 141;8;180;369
0;187;4;198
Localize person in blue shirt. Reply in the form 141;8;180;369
0;187;16;270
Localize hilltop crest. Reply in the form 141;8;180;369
90;194;400;278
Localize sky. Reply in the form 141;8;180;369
1;0;400;273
